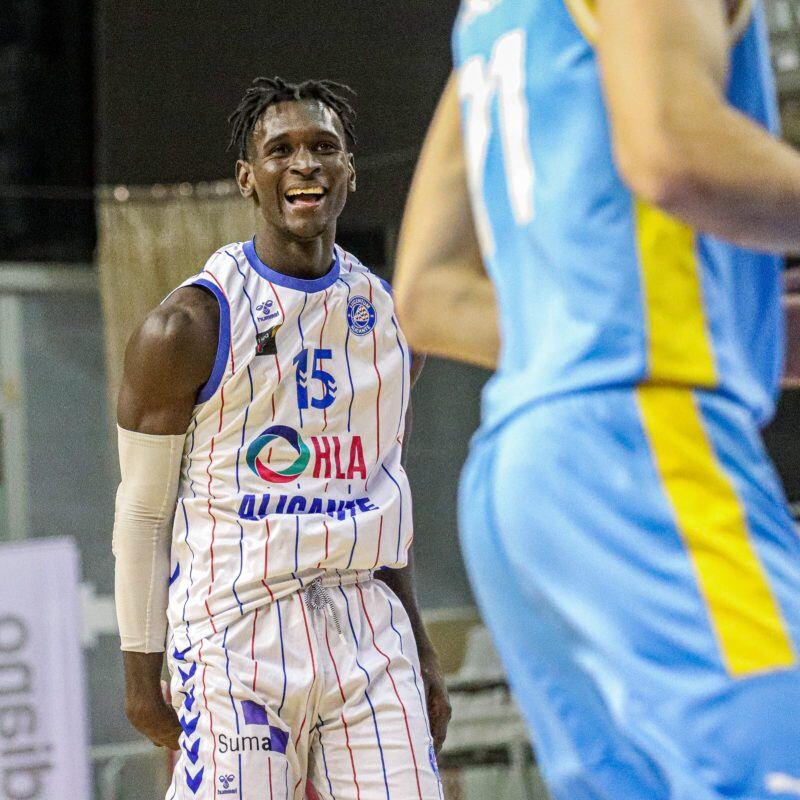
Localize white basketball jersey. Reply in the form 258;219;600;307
167;239;413;650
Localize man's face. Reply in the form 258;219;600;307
236;99;355;242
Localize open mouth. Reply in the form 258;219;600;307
284;186;327;208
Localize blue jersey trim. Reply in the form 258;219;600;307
193;277;231;403
244;237;340;293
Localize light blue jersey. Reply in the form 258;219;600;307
453;0;783;431
454;4;800;799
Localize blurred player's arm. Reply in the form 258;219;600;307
784;268;800;389
598;0;800;252
114;286;218;750
394;74;499;369
376;354;452;754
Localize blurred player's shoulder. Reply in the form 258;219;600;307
457;0;502;28
560;0;752;42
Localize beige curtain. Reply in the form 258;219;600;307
96;182;252;401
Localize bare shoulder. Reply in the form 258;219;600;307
118;286;220;433
128;287;218;380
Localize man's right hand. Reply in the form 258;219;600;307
123;651;181;750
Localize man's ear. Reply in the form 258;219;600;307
347;154;357;192
236;159;255;199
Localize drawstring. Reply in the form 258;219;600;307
305;578;344;638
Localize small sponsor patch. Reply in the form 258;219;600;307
256;324;281;356
242;700;269;725
347;296;376;336
238;701;289;754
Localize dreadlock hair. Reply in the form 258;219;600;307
228;76;357;161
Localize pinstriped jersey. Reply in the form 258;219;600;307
453;0;784;430
167;239;412;650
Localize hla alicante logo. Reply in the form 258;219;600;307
246;425;367;483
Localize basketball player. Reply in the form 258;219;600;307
113;77;448;800
395;1;800;798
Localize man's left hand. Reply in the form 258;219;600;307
419;647;451;755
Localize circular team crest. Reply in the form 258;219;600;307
246;425;310;483
347;296;376;336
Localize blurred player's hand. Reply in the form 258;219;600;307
419;648;451;755
125;688;181;750
122;652;181;750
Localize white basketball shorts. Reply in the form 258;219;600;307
165;574;443;800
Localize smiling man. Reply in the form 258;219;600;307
112;77;448;800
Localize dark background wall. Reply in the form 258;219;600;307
95;1;460;234
1;0;94;261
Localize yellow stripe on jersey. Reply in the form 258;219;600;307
637;385;795;677
563;0;597;42
635;199;718;387
562;0;752;46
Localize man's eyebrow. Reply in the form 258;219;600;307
260;126;343;149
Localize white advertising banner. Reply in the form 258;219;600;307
0;537;90;800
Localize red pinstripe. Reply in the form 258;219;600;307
369;279;382;477
372;516;384;569
251;607;259;691
268;282;283;422
356;583;423;800
295;595;318;755
323;623;362;800
204;384;226;631
199;650;219;792
319;289;330;431
269;757;274;800
298;594;317;679
261;519;275;601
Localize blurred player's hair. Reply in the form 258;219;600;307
228;76;357;160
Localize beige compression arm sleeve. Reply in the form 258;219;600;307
113;426;185;652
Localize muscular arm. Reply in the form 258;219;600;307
117;286;218;749
597;0;800;252
394;74;499;370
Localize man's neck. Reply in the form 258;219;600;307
254;224;336;280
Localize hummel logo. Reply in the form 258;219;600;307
256;300;279;323
218;773;237;795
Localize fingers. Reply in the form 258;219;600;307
424;677;452;755
126;696;182;750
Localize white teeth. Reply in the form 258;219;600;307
286;187;325;197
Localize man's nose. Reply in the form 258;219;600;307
290;146;321;175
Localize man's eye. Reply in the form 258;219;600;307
316;141;336;152
270;144;290;156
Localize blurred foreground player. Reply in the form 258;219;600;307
396;1;800;798
113;77;447;800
